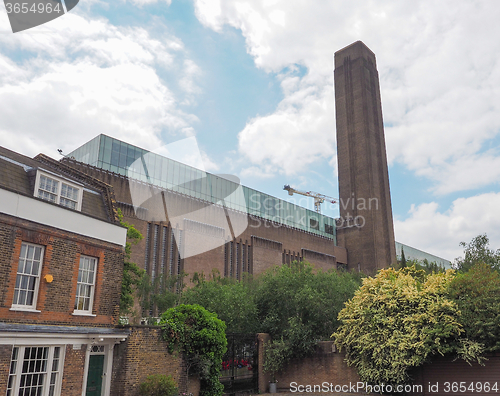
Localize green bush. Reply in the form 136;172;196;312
139;374;178;396
160;304;227;396
333;267;484;386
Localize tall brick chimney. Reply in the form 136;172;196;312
334;41;396;273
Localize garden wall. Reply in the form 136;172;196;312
413;355;500;396
259;336;500;396
259;338;361;394
111;325;200;396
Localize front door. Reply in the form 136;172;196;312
86;354;104;396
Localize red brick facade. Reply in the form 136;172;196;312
0;146;128;396
0;213;123;326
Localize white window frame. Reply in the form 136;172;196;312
11;242;44;312
34;170;83;211
73;255;97;316
6;345;65;396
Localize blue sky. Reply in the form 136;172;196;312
1;0;500;261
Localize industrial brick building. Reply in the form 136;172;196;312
62;136;347;288
0;40;454;396
59;41;449;291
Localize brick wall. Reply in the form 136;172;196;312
0;345;12;393
111;326;199;396
275;343;360;392
0;213;123;326
251;236;282;275
259;337;360;393
412;355;500;396
260;336;500;396
61;344;88;395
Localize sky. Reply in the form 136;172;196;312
1;0;499;263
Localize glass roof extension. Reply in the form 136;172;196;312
67;134;336;242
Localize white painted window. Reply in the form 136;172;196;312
12;242;44;311
6;346;64;396
74;256;97;314
34;171;83;211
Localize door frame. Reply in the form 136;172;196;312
81;342;114;396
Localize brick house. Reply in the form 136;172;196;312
0;146;128;396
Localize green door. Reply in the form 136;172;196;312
86;355;104;396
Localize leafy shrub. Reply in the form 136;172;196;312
160;304;227;396
448;263;500;352
333;267;483;386
139;374;178;396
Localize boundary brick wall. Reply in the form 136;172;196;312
111;326;200;396
273;341;360;393
259;336;500;396
412;355;500;396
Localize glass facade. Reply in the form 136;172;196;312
67;134;337;241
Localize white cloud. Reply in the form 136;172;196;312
237;76;335;176
125;0;172;6
0;10;200;158
194;0;500;195
394;193;500;262
240;166;275;180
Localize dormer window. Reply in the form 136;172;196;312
34;171;83;211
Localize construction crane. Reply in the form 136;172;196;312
283;185;338;214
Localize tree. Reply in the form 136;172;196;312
333;267;483;386
400;247;407;268
448;263;500;352
181;272;259;334
137;273;184;321
256;261;361;341
257;261;362;375
455;234;500;272
160;304;227;396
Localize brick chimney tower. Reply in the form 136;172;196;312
334;41;397;273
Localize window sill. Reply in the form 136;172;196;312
72;311;96;317
10;307;41;313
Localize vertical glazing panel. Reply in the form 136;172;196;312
172;161;179;191
103;147;111;164
195;170;202;197
162;159;168;184
185;166;193;192
215;176;222;204
118;151;127;169
155;155;162;181
120;141;128;156
251;190;260;215
111;141;120;167
104;135;112;151
204;173;213;202
166;159;174;189
178;163;186;193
